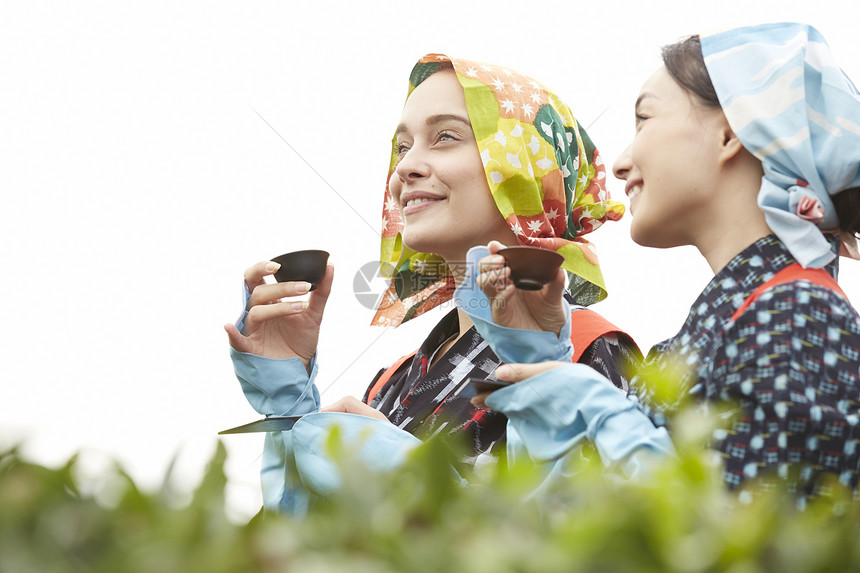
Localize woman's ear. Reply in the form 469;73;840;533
717;115;745;165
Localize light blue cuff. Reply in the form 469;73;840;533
230;348;321;416
486;363;674;467
231;277;321;416
290;412;423;496
453;245;573;364
261;430;312;515
236;280;253;333
594;406;675;478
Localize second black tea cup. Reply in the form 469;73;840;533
496;246;564;291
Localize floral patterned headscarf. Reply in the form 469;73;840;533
372;54;625;327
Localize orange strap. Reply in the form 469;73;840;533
366;352;414;405
569;308;631;362
365;309;634;404
729;263;847;323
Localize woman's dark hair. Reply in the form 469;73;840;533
661;35;720;109
663;35;860;235
410;60;454;89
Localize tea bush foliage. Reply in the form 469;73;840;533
3;405;860;572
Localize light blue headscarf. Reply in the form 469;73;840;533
701;22;860;268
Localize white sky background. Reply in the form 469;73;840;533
2;1;858;521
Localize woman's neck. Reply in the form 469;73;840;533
695;180;772;273
688;151;772;273
456;308;474;337
429;309;474;368
696;216;772;273
426;255;474;367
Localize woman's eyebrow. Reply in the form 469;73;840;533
425;113;471;127
635;92;656;111
396;113;472;136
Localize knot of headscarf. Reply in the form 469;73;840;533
701;22;860;268
372;54;625;327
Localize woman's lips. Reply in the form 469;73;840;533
401;196;445;216
625;181;643;210
627;184;642;201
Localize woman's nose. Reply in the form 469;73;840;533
612;143;633;181
394;145;430;182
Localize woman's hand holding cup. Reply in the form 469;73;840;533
475;240;567;336
224;258;334;372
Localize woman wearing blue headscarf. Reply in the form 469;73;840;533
464;23;860;501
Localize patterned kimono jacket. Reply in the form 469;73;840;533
631;234;860;497
364;304;641;462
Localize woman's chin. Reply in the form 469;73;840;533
629;224;681;249
401;233;442;257
629;219;658;248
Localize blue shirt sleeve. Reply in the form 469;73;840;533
230;348;322;515
230;348;321;416
229;279;427;515
259;413;423;515
229;279;322;417
451;249;673;478
486;364;675;479
229;280;323;514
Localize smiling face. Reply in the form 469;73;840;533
612;66;729;249
389;69;516;263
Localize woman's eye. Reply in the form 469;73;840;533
635;113;649;126
436;131;456;143
396;142;410;155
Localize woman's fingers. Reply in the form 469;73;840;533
495;361;568;383
306;264;334;318
477;253;506;273
244;260;281;291
476;266;511;292
246;262;334;319
471;361;566;408
542;267;567;300
487;240;507;255
248;280;312;307
244;299;310;331
470;391;492;409
476;242;512;296
477;254;511;296
223;322;248;352
320;396;390;422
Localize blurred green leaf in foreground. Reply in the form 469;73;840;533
3;399;860;572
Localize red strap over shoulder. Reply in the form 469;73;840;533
365;351;415;405
729;263;847;323
569;308;633;362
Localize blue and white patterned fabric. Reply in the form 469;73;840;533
701;22;860;268
631;234;860;502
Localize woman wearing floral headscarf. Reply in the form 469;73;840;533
469;23;860;500
224;55;637;514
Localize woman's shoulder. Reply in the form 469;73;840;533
748;277;857;317
731;277;860;337
578;331;642;393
